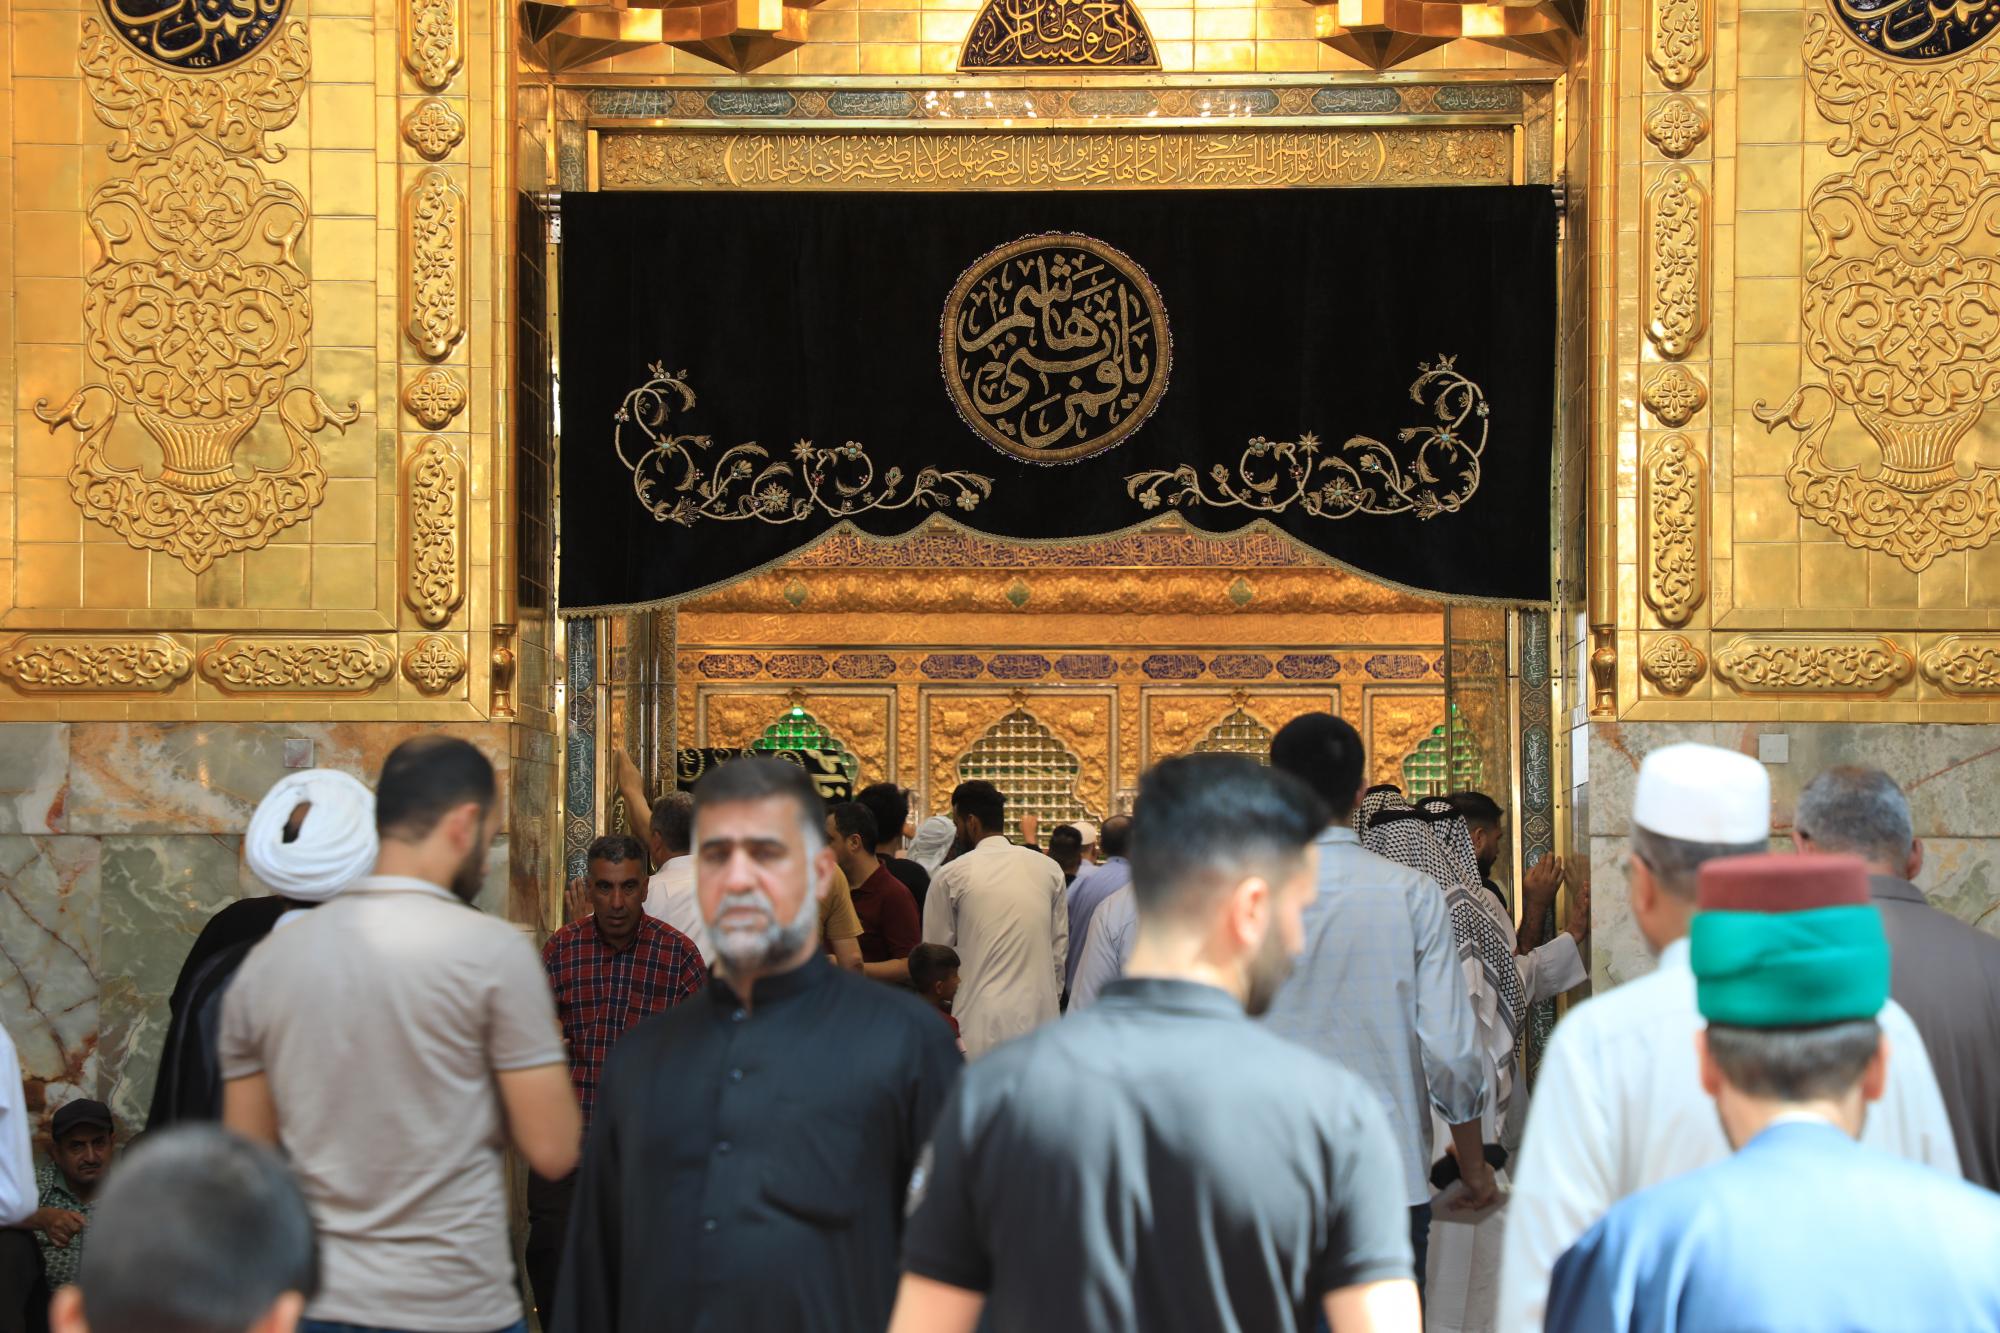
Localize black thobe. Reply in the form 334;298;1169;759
554;953;963;1333
146;895;293;1130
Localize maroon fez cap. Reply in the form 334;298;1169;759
1695;852;1871;913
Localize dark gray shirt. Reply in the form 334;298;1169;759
903;977;1413;1333
1873;874;2000;1192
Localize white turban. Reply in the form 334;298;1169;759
907;815;957;874
244;769;378;903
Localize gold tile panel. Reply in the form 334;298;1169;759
1640;632;1705;695
404;170;468;362
37;20;360;576
405;0;463;90
595;125;1517;190
403;633;469;693
1750;22;2000;578
1919;636;2000;696
1643;165;1706;360
1642;434;1706;627
1713;634;1915;695
198;635;398;694
1647;0;1708;88
0;634;193;693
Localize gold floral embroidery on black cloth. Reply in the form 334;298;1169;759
943;233;1171;465
1124;357;1488;520
614;363;994;526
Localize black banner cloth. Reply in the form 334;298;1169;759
558;187;1557;611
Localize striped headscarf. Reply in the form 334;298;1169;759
1354;784;1405;837
1419;797;1527;1036
1366;788;1528;1065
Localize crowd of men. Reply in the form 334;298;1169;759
2;717;1999;1332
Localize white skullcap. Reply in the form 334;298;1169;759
1068;822;1100;846
244;769;378;903
1631;742;1771;844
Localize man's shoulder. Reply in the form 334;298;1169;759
1319;839;1437;893
1561;957;1691;1037
823;968;963;1056
638;915;701;954
1883;887;2000;959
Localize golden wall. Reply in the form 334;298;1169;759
1592;0;2000;722
670;526;1456;820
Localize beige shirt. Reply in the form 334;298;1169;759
923;835;1067;1058
645;854;709;962
220;875;566;1332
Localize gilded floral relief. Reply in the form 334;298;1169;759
36;21;356;575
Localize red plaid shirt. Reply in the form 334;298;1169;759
542;915;706;1127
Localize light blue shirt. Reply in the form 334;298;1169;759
1064;856;1132;991
1260;826;1486;1204
1066;885;1138;1012
1548;1120;2000;1332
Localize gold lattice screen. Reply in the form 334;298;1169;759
956;708;1097;839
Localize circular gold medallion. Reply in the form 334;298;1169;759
942;233;1171;464
1828;0;2000;61
101;0;294;69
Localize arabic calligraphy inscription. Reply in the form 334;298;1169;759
101;0;290;69
1828;0;2000;60
959;0;1159;69
943;234;1170;464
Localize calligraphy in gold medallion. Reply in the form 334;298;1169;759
1829;0;2000;60
959;0;1159;69
943;234;1171;465
102;0;291;68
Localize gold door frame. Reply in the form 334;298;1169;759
550;72;1574;928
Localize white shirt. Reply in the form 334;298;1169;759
1497;937;1961;1333
1066;884;1138;1011
0;1022;33;1225
643;855;708;964
923;835;1067;1058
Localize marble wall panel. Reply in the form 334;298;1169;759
1917;839;2000;942
67;723;516;837
1;721;543;1139
0;837;100;1122
97;835;249;1133
0;726;68;835
1585;723;2000;989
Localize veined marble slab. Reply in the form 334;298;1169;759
0;836;101;1121
67;723;514;836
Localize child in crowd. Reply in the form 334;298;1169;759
908;944;965;1055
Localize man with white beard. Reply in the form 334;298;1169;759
555;757;963;1333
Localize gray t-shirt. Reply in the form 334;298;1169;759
903;977;1413;1332
220;875;566;1331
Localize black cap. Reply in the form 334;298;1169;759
50;1099;113;1141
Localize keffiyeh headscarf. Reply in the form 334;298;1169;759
1366;787;1528;1057
1419;797;1527;1037
1354;784;1404;836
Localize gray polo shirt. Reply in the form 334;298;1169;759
220;875;566;1332
903;977;1413;1332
